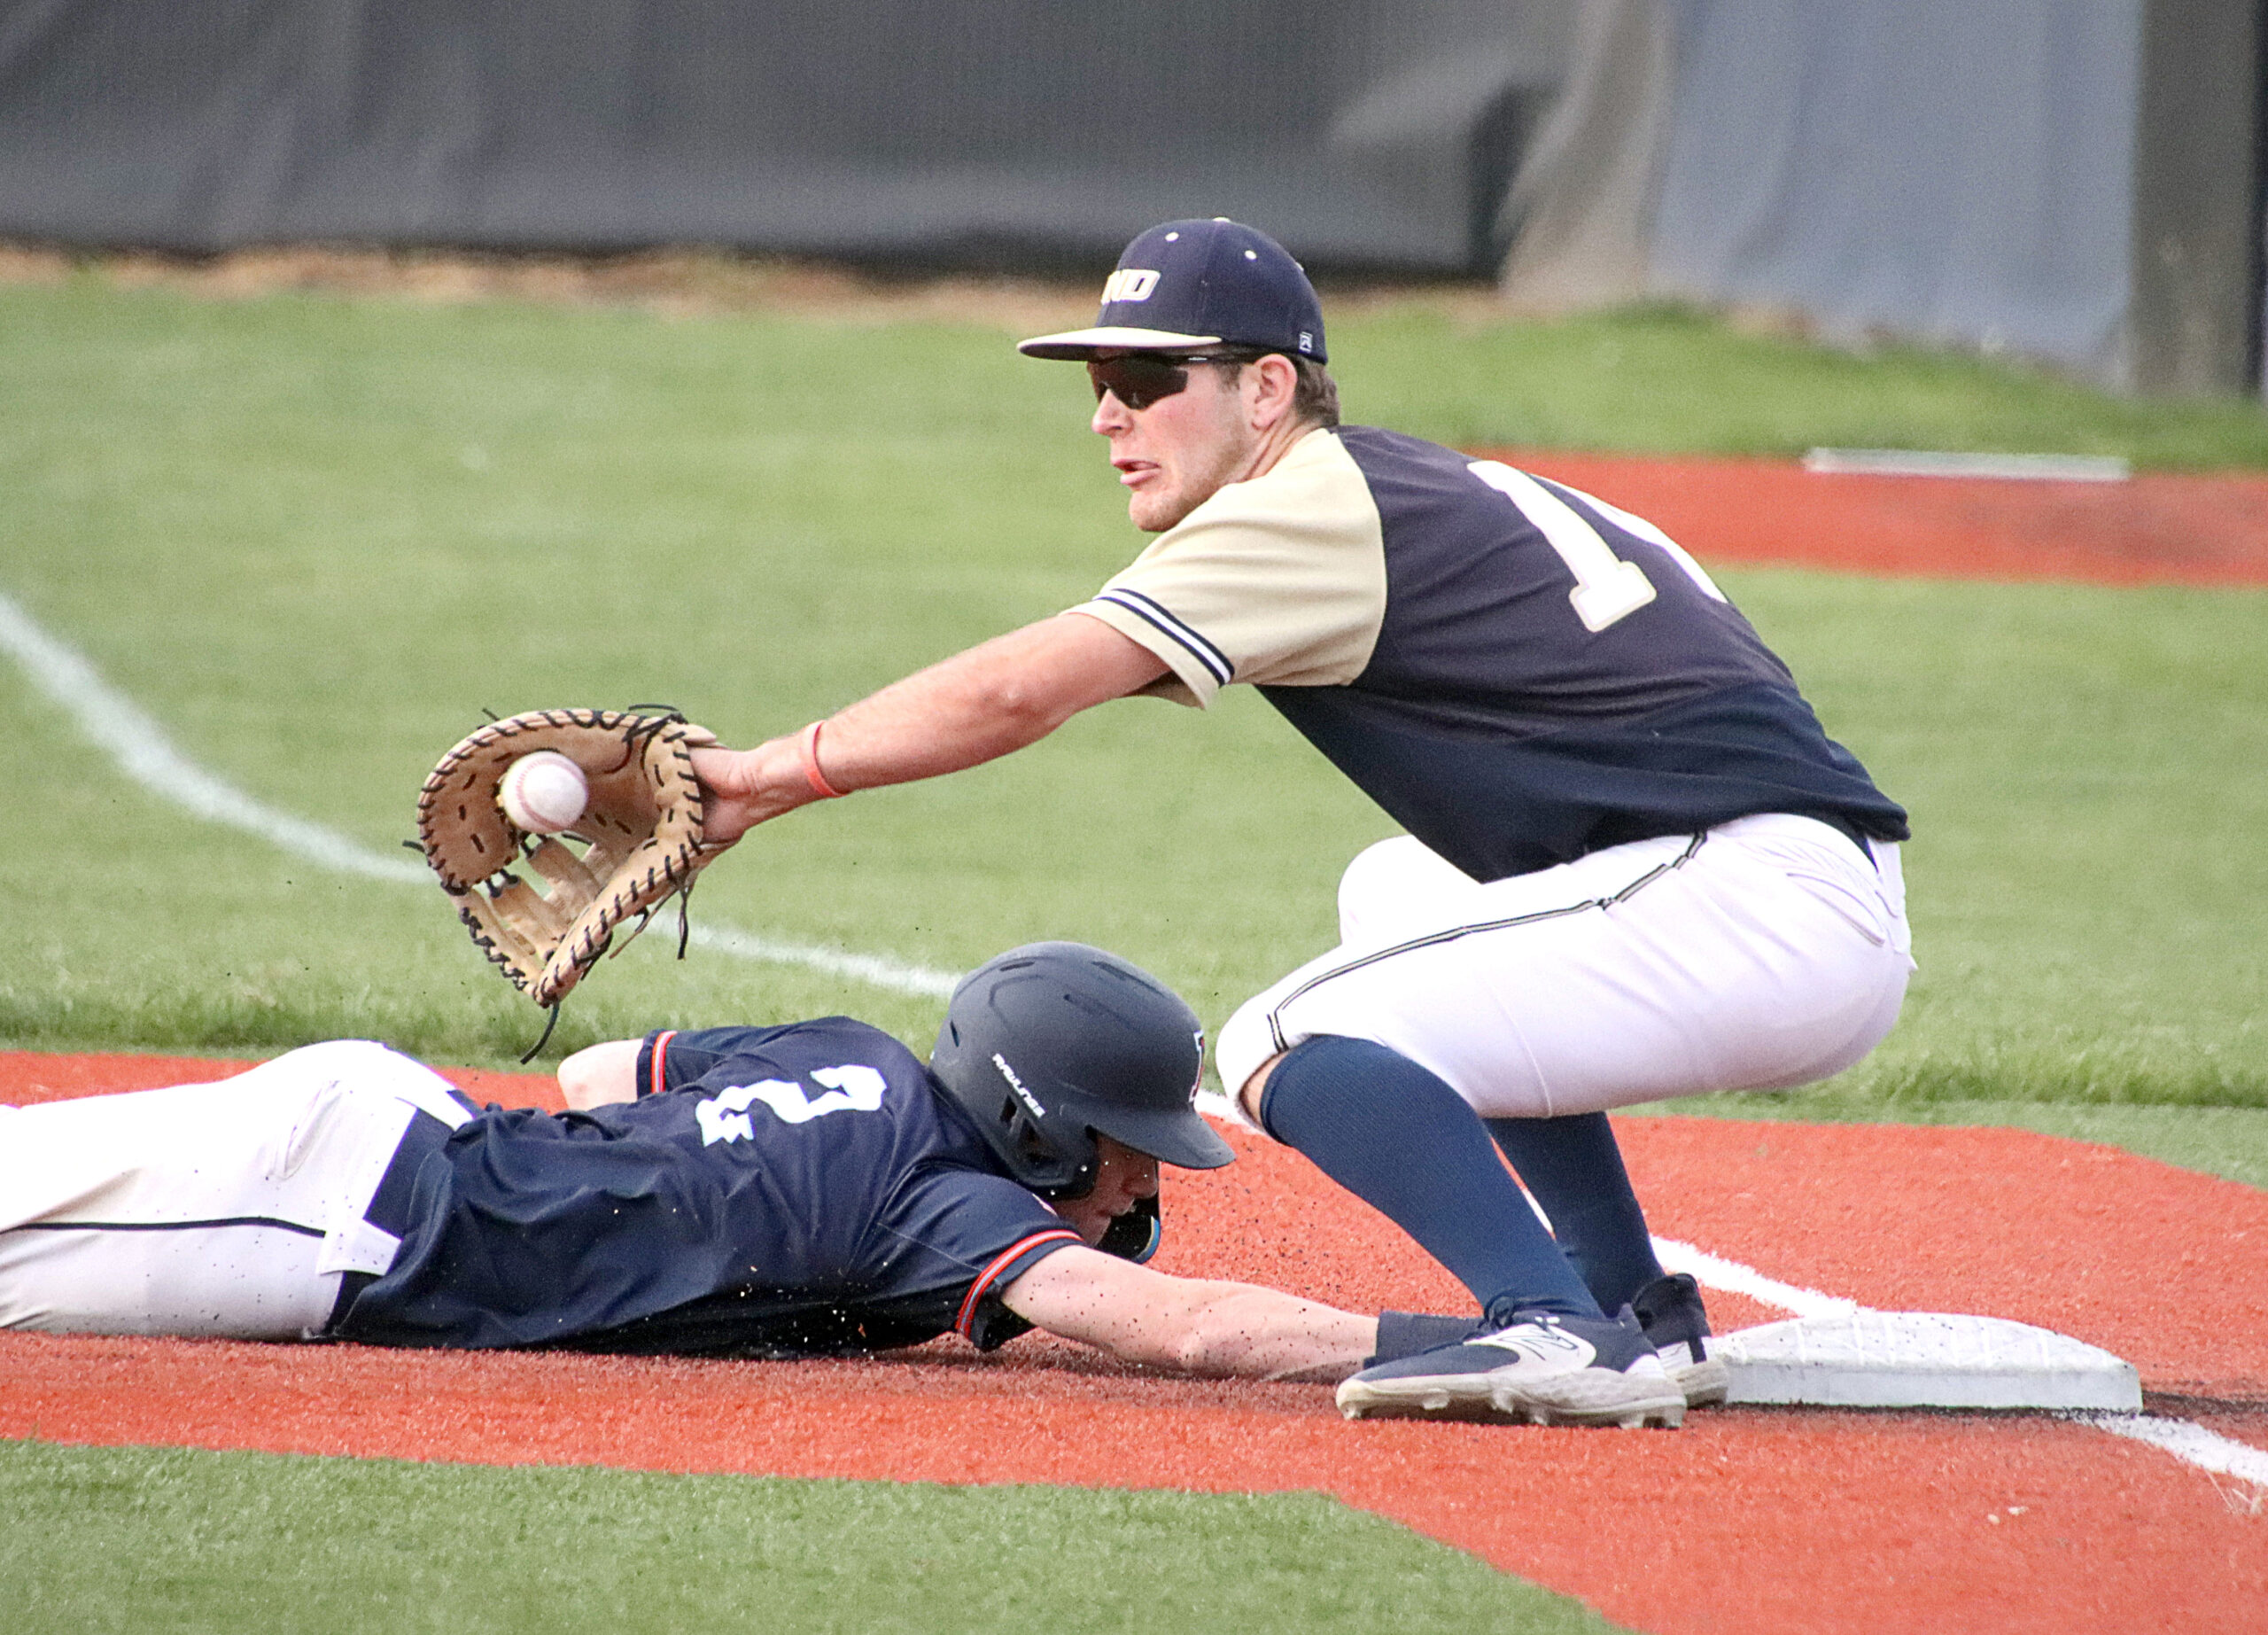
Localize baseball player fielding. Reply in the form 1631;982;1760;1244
686;217;1912;1429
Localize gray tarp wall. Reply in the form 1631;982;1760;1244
1656;1;2140;379
3;0;2257;392
1503;0;2263;394
0;0;1573;272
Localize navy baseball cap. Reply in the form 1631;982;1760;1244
1019;218;1326;363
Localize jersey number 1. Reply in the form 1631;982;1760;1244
1466;460;1725;632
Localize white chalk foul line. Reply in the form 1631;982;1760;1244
1651;1236;1861;1320
0;587;961;1000
687;924;959;1000
0;589;427;885
2077;1412;2268;1491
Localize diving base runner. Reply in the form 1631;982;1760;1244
0;944;1678;1425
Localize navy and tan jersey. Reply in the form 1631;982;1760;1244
1074;426;1908;881
336;1019;1081;1357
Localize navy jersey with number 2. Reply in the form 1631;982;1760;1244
338;1019;1082;1356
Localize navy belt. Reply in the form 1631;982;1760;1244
323;1106;458;1333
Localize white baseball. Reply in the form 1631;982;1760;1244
498;751;589;835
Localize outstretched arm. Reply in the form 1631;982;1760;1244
692;612;1169;846
1001;1245;1376;1382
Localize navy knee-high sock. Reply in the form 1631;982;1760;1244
1483;1112;1665;1315
1259;1036;1601;1324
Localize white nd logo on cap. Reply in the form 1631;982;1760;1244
1101;269;1160;304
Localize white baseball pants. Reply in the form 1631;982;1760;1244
1216;814;1915;1119
0;1040;472;1339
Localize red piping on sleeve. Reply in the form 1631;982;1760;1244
646;1031;677;1100
955;1228;1083;1337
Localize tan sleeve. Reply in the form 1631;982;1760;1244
1068;430;1388;708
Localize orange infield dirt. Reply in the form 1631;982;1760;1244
4;1052;2264;1633
1490;450;2268;588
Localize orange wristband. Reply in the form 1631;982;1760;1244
797;720;845;799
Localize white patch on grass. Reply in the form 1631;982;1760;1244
1802;448;2131;482
0;587;961;999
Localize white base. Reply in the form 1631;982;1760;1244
1718;1312;2142;1411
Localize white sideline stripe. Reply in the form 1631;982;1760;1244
0;586;961;1000
0;588;428;885
2077;1412;2268;1489
1651;1236;1860;1319
1653;1232;2264;1490
687;925;960;1000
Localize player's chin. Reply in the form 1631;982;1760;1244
1126;487;1192;533
1060;1206;1116;1246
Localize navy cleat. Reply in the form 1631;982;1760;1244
1631;1273;1729;1408
1336;1308;1684;1429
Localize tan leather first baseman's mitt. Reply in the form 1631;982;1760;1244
417;708;721;1008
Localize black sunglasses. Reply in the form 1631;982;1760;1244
1087;351;1262;411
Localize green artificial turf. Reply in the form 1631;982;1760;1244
1620;1096;2268;1192
0;277;2261;1147
1720;571;2268;1114
0;1441;1626;1635
1337;300;2268;468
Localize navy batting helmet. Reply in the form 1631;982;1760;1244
931;941;1233;1196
